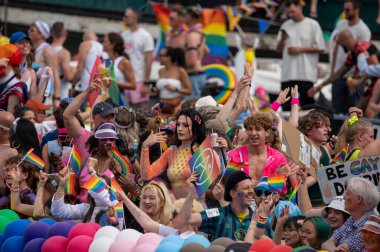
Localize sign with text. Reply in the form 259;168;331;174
189;137;220;199
316;155;380;204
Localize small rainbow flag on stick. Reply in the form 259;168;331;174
288;180;301;204
114;201;124;219
331;144;349;164
225;160;249;175
19;149;45;170
66;173;77;196
110;178;123;201
81;174;107;193
112;147;133;177
69;145;82;174
268;174;286;192
188;137;220;199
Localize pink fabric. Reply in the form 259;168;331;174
124;81;149;104
227;145;287;177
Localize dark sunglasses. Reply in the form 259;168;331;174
254;190;272;198
176;122;190;128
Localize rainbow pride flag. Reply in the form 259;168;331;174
268;174;286;192
332;144;349;164
24;151;45;170
222;6;241;31
69;145;82;174
225;160;249;175
81;174;107;193
87;56;102;108
114;201;124;219
110;178;123;201
108;62;120;106
188;137;220;198
289;180;301;204
66;173;77;196
112;147;133;177
152;3;171;57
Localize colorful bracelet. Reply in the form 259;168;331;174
271;101;281;112
291;98;300;106
256;216;268;229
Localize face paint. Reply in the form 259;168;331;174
237;192;245;198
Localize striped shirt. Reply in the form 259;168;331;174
199;205;253;241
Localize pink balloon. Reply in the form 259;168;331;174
133;243;156;252
87;223;102;232
67;235;93;252
68;223;97;241
41;236;68;252
109;239;135;252
136;233;163;247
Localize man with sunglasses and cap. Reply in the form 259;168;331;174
63;77;113;159
177;171;254;241
0;111;18;195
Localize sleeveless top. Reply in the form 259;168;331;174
347;149;361;161
114;56;127;84
34;42;50;67
81;40;103;90
156;78;182;99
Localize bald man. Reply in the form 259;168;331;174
73;31;104;91
308;29;379;100
0;111;18;195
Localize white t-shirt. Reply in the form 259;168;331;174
121;28;154;82
278;17;325;83
329;19;371;74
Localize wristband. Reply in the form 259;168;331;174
291;98;300;106
256;216;268;229
271;101;281;112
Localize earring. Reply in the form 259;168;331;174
11;141;20;149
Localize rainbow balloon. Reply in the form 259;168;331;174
203;64;237;104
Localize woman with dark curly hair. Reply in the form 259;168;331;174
140;109;217;199
10;117;41;157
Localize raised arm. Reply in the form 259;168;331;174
9;164;34;216
288;85;300;127
33;171;49;218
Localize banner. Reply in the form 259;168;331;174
188;137;220;199
316;155;380;204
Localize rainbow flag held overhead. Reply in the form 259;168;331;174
66;173;77;196
225;160;249;175
188;136;220;198
81;174;107;193
87;56;102;108
114;201;124;219
331;144;349;164
288;180;301;204
24;150;45;170
239;4;256;15
152;3;172;57
69;145;82;174
112;147;133;177
268;174;286;193
110;178;123;201
222;6;242;31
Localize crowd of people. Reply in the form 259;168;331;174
0;0;380;251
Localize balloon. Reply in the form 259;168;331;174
93;226;119;240
24;221;50;243
67;235;93;252
46;222;74;238
0;216;11;234
41;236;68;252
156;242;181;252
136;232;163;247
204;244;225;252
1;236;24;252
116;229;142;243
225;242;251;252
68;223;97;241
0;234;4;248
23;238;45;252
211;237;234;248
160;235;184;246
61;221;77;227
87;222;101;231
269;245;293;252
108;239;135;252
4;219;32;239
180;242;205;252
183;235;210;248
88;237;113;252
38;218;56;226
249;239;276;252
133;243;156;252
0;209;19;222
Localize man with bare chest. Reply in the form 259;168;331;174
228;113;287;186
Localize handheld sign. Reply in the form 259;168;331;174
316;155;380;204
188;137;220;199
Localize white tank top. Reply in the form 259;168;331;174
114;56;127;84
81;40;103;91
156;78;182;99
34;42;50;67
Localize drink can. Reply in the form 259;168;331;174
210;133;219;148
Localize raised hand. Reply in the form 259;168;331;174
142;131;167;148
186;172;199;196
277;205;290;226
38;170;48;188
307;86;320;98
87;76;102;93
275;87;290;105
212;183;225;202
291;85;299;98
58;166;70;186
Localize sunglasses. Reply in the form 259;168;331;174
254;190;272;198
58;135;70;143
176;122;190;128
99;138;116;142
